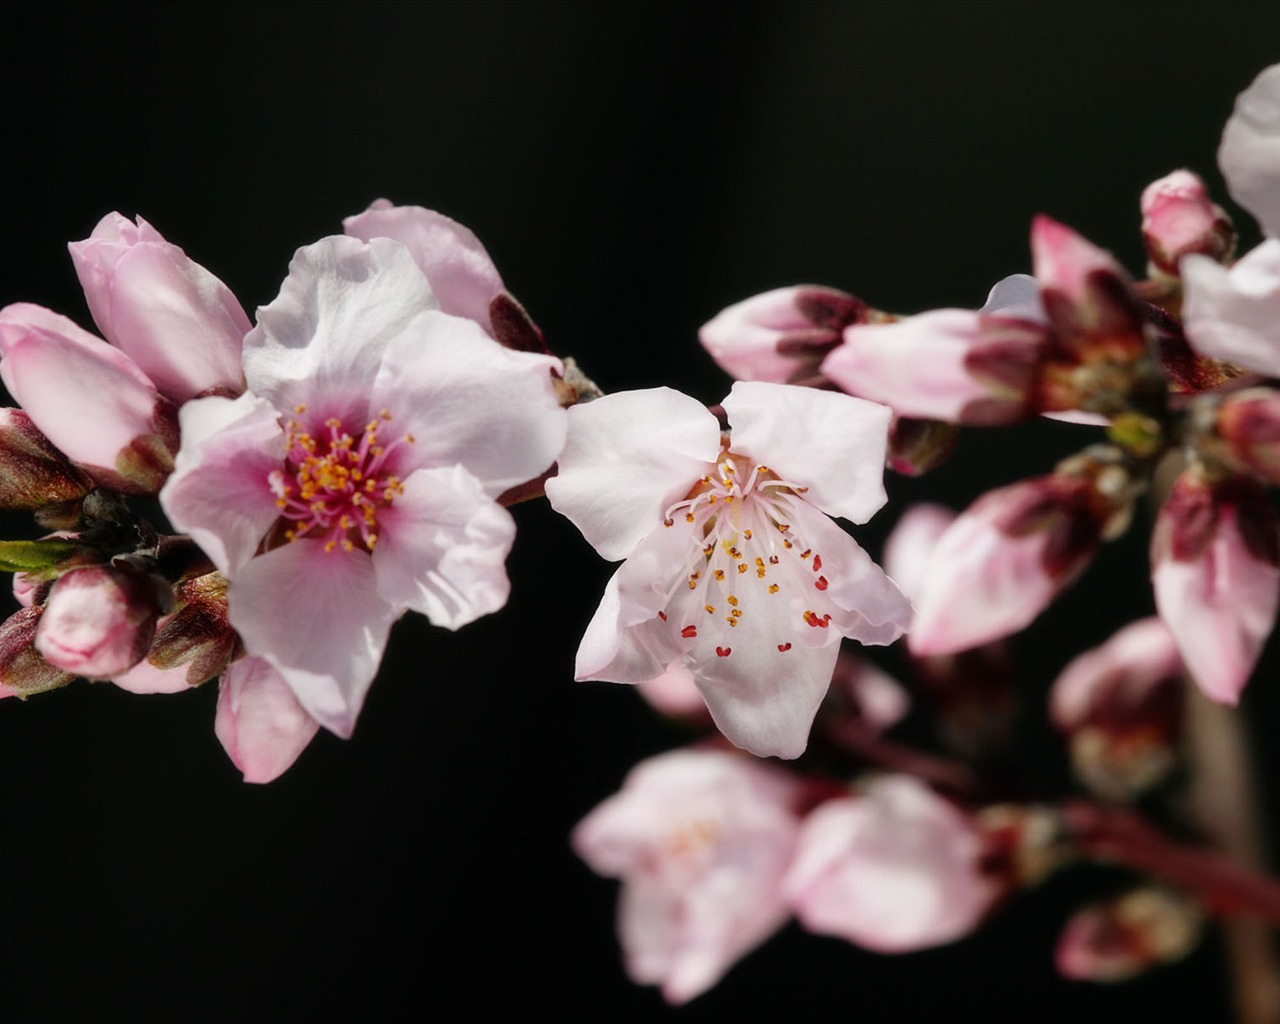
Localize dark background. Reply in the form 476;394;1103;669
2;2;1279;1020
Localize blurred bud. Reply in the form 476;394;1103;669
1151;470;1279;704
1141;170;1235;277
1050;618;1184;801
908;454;1126;656
700;286;867;384
68;212;249;403
785;775;1000;952
636;663;712;722
0;409;93;511
1215;388;1280;484
886;416;958;475
34;565;169;680
976;803;1075;889
0;304;178;494
823;651;910;734
823;309;1046;425
1056;888;1203;982
0;606;75;696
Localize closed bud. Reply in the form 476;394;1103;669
700;285;867;384
0;409;93;510
1141;170;1235;277
34;565;168;680
0;606;75;696
1055;887;1203;982
976;803;1075;889
1214;388;1280;485
116;571;239;691
1050;618;1184;800
1151;470;1279;704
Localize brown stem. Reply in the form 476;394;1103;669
819;717;981;799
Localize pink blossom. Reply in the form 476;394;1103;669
34;565;163;679
546;382;911;759
572;747;804;1004
783;775;998;952
0;304;177;494
1140;170;1234;276
161;235;565;740
907;473;1109;657
1151;472;1279;704
1218;63;1280;241
699;286;866;384
1182;239;1280;377
68;213;250;403
215;656;321;783
1031;215;1128;309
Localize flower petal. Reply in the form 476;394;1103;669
227;542;399;738
159;392;285;576
372;465;516;629
369;309;565;497
1181;240;1280;377
215;655;321;783
546;387;722;561
243;235;440;421
343;199;505;333
1219;63;1280;239
722;380;890;524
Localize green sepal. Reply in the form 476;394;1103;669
0;539;98;578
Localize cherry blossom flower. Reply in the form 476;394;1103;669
546;382;911;759
573;747;805;1004
161;234;565;745
783;774;999;952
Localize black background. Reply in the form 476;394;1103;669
2;2;1279;1020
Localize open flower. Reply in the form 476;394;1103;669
161;235;565;743
546;381;910;759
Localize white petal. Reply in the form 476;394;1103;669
370;310;565;497
372;465;516;629
160;393;285;576
227;543;399;738
545;388;721;561
980;273;1046;322
722;381;890;524
215;656;321;783
1219;63;1280;239
243;236;439;421
1182;241;1280;377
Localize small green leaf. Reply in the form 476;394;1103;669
0;539;97;577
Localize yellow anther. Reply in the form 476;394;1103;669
768;584;779;594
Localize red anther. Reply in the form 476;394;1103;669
657;611;667;621
681;625;697;638
716;646;732;657
777;642;792;652
815;576;829;591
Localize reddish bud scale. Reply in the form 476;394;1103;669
1145;301;1244;395
0;606;74;696
991;475;1111;581
1154;473;1280;567
0;409;93;510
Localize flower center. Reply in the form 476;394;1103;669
269;406;414;553
660;448;833;656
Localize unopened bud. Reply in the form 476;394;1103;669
1141;170;1235;277
1215;389;1280;485
34;565;168;680
1056;887;1203;982
700;285;867;384
976;803;1075;889
0;409;93;511
1050;618;1184;801
0;606;75;696
1151;470;1279;704
140;571;240;687
886;417;958;475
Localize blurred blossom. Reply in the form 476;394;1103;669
1056;888;1203;982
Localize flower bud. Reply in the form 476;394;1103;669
1050;618;1184;800
907;461;1121;656
0;408;93;510
823;309;1046;425
886;416;958;475
1215;389;1280;484
0;606;76;695
1141;170;1235;277
0;304;178;494
34;565;167;680
1055;888;1203;982
700;285;867;384
784;775;999;952
1151;471;1279;704
68;213;249;403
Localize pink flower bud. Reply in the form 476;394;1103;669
0;304;178;494
573;747;803;1004
700;286;866;384
823;309;1045;425
1216;389;1280;484
1056;888;1203;982
908;472;1112;656
1050;618;1184;800
784;775;998;952
1151;472;1280;704
0;606;75;696
1140;170;1234;276
34;566;165;680
0;408;93;510
68;213;250;404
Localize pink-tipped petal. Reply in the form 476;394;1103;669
545;388;722;561
1031;215;1126;305
1219;64;1280;240
216;656;321;783
722;381;891;524
343;199;505;332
